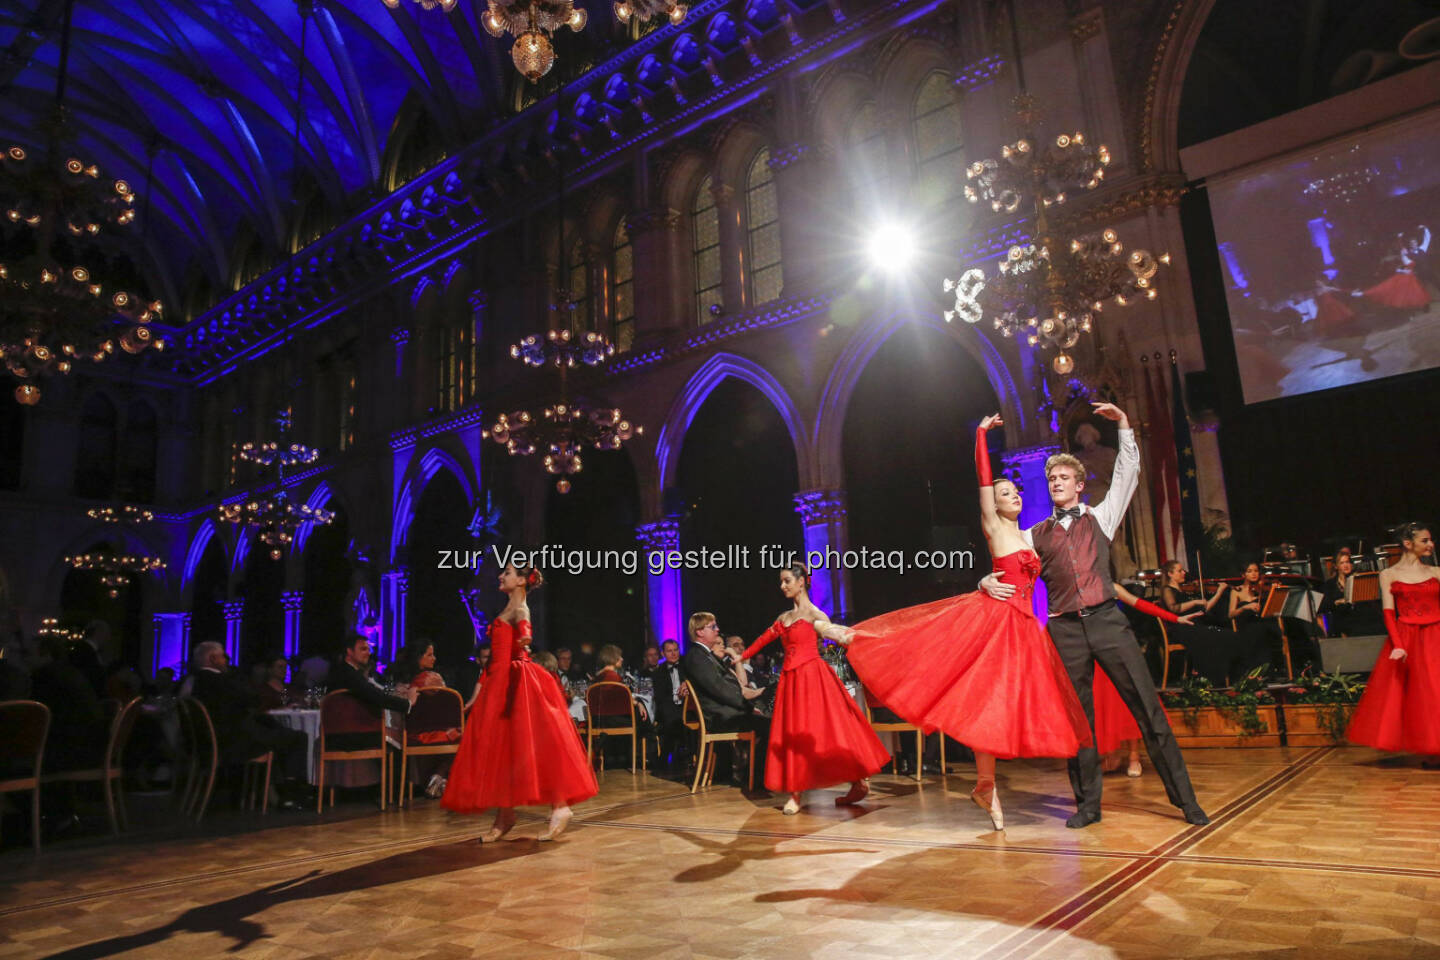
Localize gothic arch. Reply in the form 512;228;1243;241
813;312;1027;489
1146;0;1218;173
390;441;478;564
181;517;230;607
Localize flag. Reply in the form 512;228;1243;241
1143;360;1185;564
1170;359;1204;567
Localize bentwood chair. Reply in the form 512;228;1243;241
584;681;643;773
394;687;464;808
42;696;141;834
861;688;939;782
1157;619;1188;688
176;697;220;821
0;701;51;853
681;691;754;793
317;691;390;811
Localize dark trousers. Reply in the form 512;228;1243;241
1049;606;1199;815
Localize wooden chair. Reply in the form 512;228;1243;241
681;691;754;793
1260;583;1294;679
394;687;464;808
1157;619;1187;688
317;691;391;812
861;688;940;782
176;697;219;821
41;696;140;835
585;681;642;773
241;752;273;814
0;701;50;854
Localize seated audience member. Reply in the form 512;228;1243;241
394;639;446;691
254;655;291;711
0;636;31;700
327;636;418;724
532;650;567;697
298;651;331;687
31;636;105;772
590;644;642;765
555;647;587;689
681;613;769;785
651;639;688;769
190;641;309;798
638;643;662;681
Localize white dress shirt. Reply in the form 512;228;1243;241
1022;427;1140;547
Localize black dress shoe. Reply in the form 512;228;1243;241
1181;805;1210;826
1065;810;1102;829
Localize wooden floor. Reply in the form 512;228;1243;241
3;746;1440;959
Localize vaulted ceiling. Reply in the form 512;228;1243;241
0;0;535;312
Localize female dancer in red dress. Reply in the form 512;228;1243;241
740;565;890;815
1312;276;1359;336
1346;523;1440;764
840;415;1092;830
442;563;598;840
1363;242;1430;310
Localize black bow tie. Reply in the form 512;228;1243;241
1055;506;1083;521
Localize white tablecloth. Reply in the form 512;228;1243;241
569;691;654;723
268;707;394;786
268;708;320;784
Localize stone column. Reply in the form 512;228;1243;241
1000;443;1060;618
625;207;686;337
222;599;245;664
381;567;409;663
636;519;684;650
792;489;852;622
281;590;304;659
711;180;745;311
767;143;832;296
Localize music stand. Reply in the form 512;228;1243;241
1349;572;1380;604
1259;584;1293;679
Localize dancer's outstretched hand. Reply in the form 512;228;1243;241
979;413;1004;432
1178;613;1200;625
1390;648;1408;661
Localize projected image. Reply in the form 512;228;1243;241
1208;114;1440;403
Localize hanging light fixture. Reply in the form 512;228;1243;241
0;0;164;406
942;6;1167;373
612;0;688;27
87;504;156;524
480;0;588;81
483;72;642;493
65;551;166;599
382;0;458;10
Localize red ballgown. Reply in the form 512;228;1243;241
1363;269;1429;310
1092;666;1141;755
442;619;597;811
742;618;890;793
1313;291;1358;336
1346;578;1440;755
847;550;1092;759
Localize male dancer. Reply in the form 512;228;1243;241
979;402;1209;828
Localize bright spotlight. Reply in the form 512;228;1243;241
866;221;916;273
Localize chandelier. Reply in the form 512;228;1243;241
218;408;335;559
37;618;82;643
943;90;1167;373
88;504;155;523
485;402;640;493
382;0;457;10
481;0;588;81
613;0;688;25
65;551;166;599
511;326;614;368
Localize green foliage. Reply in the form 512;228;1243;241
1161;667;1274;736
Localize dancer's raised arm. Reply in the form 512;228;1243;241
975;414;1003;534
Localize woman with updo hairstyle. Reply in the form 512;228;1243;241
738;562;890;815
442;561;597;840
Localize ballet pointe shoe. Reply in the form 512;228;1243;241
480;811;515;843
971;778;1003;831
538;806;573;842
836;780;869;806
1127;757;1143;778
782;794;801;815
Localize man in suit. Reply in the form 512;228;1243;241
327;635;417;752
681;613;768;786
189;641;308;800
650;639;687;769
980;403;1208;829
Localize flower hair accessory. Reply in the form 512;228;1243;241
526;568;541;587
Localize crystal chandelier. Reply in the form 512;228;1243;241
382;0;457;10
485;402;640;493
88;504;155;523
218;408;335;560
511;327;614;368
613;0;688;26
37;618;82;643
0;1;165;406
65;551;166;599
943;73;1167;374
481;0;588;81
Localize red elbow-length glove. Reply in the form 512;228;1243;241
975;427;993;487
1128;596;1181;624
1383;608;1405;653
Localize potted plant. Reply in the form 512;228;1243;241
1279;669;1366;745
1161;669;1281;747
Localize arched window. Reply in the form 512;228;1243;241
692;175;723;322
566;236;592;335
848;103;890;209
74;393;118;499
118;400;158;503
745;147;783;306
436;320;473;414
611;220;635;352
912;73;964;206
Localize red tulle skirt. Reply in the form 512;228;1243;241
1363;272;1430;310
766;660;890;793
442;661;598;811
848;592;1092;759
1093;667;1141;755
1313;293;1358;336
1346;620;1440;756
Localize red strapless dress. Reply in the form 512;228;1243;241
1346;578;1440;755
1363;269;1429;310
742;618;890;793
847;549;1092;759
442;619;597;811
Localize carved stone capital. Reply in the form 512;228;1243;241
793;489;848;525
635;518;681;552
624;207;682;236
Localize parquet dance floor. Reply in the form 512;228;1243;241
3;746;1439;959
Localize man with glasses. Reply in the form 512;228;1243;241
681;613;767;787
